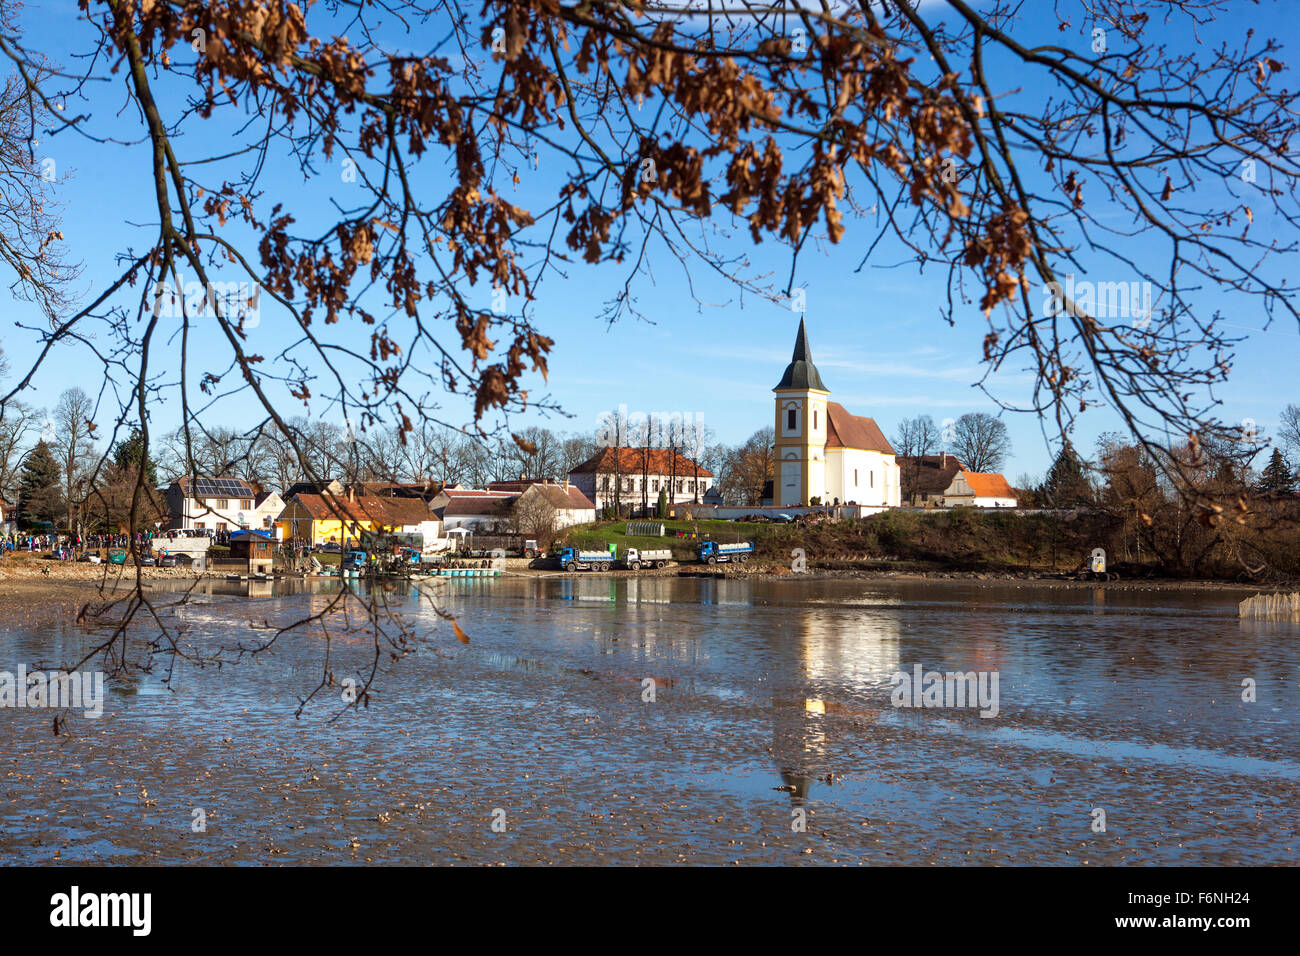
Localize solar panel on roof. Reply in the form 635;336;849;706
189;477;250;496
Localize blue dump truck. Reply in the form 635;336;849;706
697;540;754;565
556;546;616;572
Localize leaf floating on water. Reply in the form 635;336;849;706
452;620;469;644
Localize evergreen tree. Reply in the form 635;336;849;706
656;486;668;518
16;440;65;527
1039;444;1094;508
113;428;158;486
1257;448;1296;494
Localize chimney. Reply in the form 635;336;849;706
564;478;570;491
940;452;946;468
348;486;355;503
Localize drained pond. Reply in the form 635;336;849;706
1;577;1296;865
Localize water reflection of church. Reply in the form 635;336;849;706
768;605;902;798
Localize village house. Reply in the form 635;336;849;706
510;481;597;532
254;491;284;536
165;477;283;533
429;487;519;533
897;454;1018;508
567;448;713;513
275;490;440;547
944;471;1018;508
772;319;900;508
377;495;443;543
898;453;966;507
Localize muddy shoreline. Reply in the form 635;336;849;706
515;562;1276;594
0;559;1283;604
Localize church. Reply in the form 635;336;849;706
771;319;901;509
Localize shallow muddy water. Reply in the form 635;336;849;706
1;576;1296;864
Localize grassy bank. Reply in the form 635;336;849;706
561;508;1299;581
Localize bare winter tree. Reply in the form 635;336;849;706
49;386;96;530
0;396;37;499
949;411;1011;473
0;0;1297;702
893;413;942;492
1278;404;1300;461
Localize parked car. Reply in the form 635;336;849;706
158;554;180;568
139;555;156;566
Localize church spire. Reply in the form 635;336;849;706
774;317;827;391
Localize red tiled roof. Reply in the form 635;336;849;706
897;455;967;494
379;497;437;525
963;472;1016;499
443;488;516;499
488;479;553;492
278;493;434;525
825;403;896;454
442;496;516;516
569;447;712;478
524;484;596;511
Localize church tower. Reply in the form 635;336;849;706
772;318;829;507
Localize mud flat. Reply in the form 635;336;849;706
1;576;1295;865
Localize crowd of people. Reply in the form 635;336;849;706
0;530;162;557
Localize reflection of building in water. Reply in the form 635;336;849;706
698;580;750;606
246;579;274;599
622;577;674;606
795;606;902;695
769;606;902;798
558;577;619;604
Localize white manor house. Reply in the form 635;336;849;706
772;319;901;509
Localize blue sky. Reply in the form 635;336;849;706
3;1;1298;482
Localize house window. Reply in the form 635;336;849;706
216;521;227;532
652;479;658;491
216;498;229;510
242;498;252;510
787;409;797;430
196;521;206;530
601;476;609;491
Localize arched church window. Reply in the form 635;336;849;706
787;408;796;431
